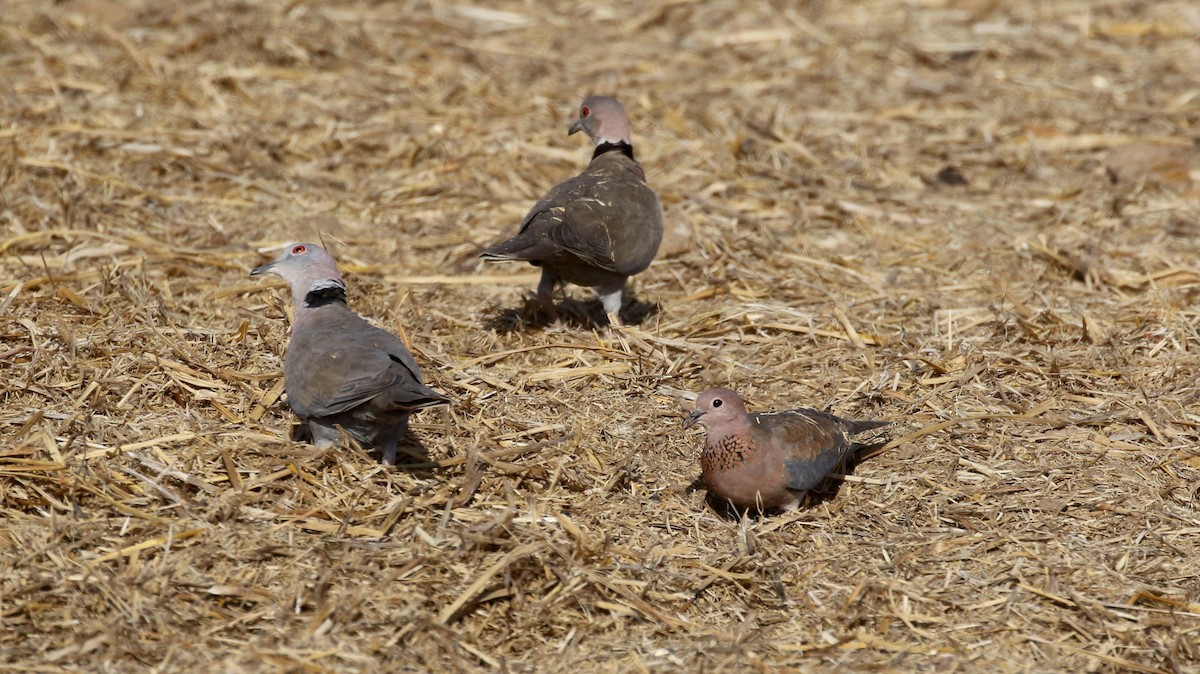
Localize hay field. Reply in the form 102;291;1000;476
3;0;1200;671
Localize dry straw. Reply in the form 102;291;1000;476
2;0;1199;671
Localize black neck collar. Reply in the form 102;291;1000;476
592;141;635;161
304;286;347;308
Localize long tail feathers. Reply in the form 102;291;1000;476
479;237;532;262
414;389;451;409
848;419;891;435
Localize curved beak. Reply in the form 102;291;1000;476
568;119;584;136
682;409;705;429
250;261;275;277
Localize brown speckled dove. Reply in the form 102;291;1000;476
251;243;448;465
480;95;663;326
683;388;888;510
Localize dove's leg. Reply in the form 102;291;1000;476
307;420;341;448
380;441;398;466
378;414;412;466
780;490;806;511
596;281;625;327
536;270;559;323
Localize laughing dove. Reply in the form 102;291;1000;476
683;388;888;510
251;243;448;465
480;95;663;327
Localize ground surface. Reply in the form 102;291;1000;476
2;0;1200;672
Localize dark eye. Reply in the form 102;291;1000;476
712;398;723;408
581;106;590;118
292;244;307;254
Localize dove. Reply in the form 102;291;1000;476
480;95;663;327
251;243;448;465
683;388;888;510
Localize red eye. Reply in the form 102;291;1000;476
292;244;307;254
581;106;590;118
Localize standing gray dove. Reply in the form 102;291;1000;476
683;388;888;510
251;243;448;465
480;95;663;327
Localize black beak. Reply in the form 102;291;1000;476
568;119;584;136
682;409;705;429
250;261;275;277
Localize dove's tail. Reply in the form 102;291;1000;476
479;236;536;262
848;419;890;436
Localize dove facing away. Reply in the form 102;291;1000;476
480;95;663;327
683;388;888;510
251;243;448;465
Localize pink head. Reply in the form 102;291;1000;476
683;387;749;429
567;95;632;147
250;242;346;307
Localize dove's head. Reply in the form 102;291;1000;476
568;95;632;147
251;242;346;309
683;387;748;430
